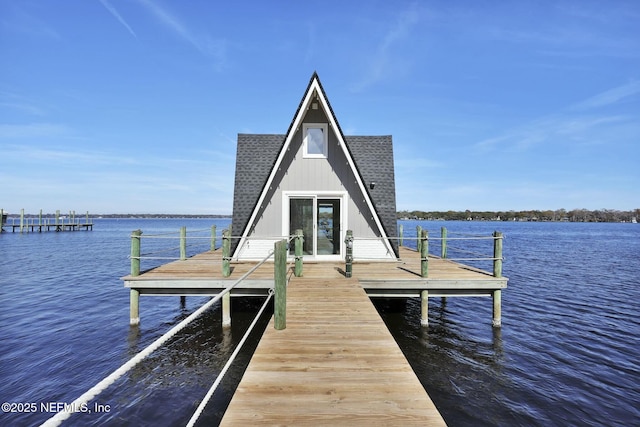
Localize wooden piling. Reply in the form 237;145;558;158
222;229;231;277
416;225;422;253
345;229;353;278
130;290;140;325
210;225;217;251
492;290;502;327
441;226;447;259
399;224;403;247
421;290;429;326
420;229;428;278
493;231;503;278
294;229;303;277
131;230;142;277
20;209;25;233
180;226;187;261
222;292;231;327
274;239;287;330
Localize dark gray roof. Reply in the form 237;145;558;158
231;133;398;257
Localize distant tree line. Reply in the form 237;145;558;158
6;213;231;219
397;208;640;223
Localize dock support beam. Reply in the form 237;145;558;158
130;290;140;326
222;293;231;327
492;290;502;327
416;225;422;253
421;290;429;326
294;229;303;277
274;240;287;330
399;224;403;247
420;229;428;278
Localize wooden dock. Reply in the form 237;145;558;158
123;244;507;423
5;223;93;233
220;276;447;426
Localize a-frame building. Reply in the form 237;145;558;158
231;73;398;261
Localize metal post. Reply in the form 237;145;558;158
493;231;503;278
294;229;303;277
222;229;231;277
274;239;287;330
420;229;428;278
131;229;142;276
441;226;447;259
345;230;353;278
180;226;187;260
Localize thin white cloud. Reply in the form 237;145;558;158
137;0;226;67
0;123;72;139
99;0;137;38
571;81;640;110
351;4;421;92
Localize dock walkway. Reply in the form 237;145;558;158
220;276;447;426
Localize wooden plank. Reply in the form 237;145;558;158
220;278;447;426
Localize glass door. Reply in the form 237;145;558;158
289;198;314;255
317;199;340;255
289;197;341;257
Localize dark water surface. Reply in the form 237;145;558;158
1;219;638;426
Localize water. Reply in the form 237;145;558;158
1;219;638;426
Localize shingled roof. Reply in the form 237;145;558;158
230;73;398;258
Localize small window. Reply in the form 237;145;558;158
303;123;328;158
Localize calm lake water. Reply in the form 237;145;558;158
1;219;638;426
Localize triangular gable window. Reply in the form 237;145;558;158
303;123;328;158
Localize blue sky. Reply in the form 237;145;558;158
1;0;638;215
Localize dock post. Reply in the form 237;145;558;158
441;226;447;259
210;225;216;251
493;231;503;278
492;231;503;327
0;208;3;232
130;290;140;326
420;229;429;278
274;239;287;330
421;290;429;326
39;209;43;231
222;229;231;277
345;230;353;278
399;224;403;247
492;290;502;327
20;209;25;233
180;226;187;260
416;225;422;252
55;210;60;231
294;229;303;277
131;230;142;277
222;293;231;327
130;230;142;325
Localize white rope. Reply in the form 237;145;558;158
41;249;277;427
186;290;274;427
